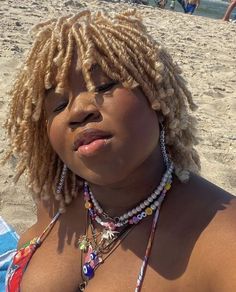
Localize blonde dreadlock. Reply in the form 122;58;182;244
4;9;200;212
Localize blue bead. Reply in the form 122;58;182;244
83;263;94;279
90;252;97;261
89;209;94;216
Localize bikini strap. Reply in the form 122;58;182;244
36;211;61;245
135;192;166;292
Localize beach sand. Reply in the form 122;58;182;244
0;0;235;234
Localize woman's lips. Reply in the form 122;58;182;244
77;138;110;156
73;129;112;157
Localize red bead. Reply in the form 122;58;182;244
108;222;116;231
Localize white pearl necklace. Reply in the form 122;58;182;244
84;162;174;228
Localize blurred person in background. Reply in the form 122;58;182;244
223;0;236;21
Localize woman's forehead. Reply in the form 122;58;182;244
69;61;111;84
45;61;111;96
70;47;99;72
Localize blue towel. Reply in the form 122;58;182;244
0;216;19;291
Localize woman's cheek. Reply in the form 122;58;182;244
47;118;66;158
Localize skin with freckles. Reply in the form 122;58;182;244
18;56;236;292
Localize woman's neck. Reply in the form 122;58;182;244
88;146;165;218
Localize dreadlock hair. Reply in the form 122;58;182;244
4;8;200;212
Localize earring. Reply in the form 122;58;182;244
56;164;67;195
160;124;170;168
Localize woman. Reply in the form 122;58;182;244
4;9;236;292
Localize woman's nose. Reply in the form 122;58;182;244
67;92;101;128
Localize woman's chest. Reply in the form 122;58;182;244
19;238;82;291
19;237;207;292
19;205;210;292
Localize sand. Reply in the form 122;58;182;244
0;0;235;234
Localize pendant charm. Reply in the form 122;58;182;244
79;281;87;291
77;235;90;252
101;229;119;242
83;245;103;279
83;262;94;279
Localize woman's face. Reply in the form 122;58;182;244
44;57;160;186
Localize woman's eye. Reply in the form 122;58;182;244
53;102;68;113
95;82;117;93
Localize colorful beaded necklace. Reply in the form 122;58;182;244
78;214;136;291
78;162;174;290
84;162;173;229
77;125;173;290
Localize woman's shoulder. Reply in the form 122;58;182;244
175;173;235;216
188;173;236;222
156;174;236;291
17;198;58;249
17;192;84;250
17;223;39;249
184;174;236;291
180;173;236;243
133;175;235;291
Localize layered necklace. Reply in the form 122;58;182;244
77;128;174;291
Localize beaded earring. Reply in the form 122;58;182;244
55;163;67;200
159;123;170;168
